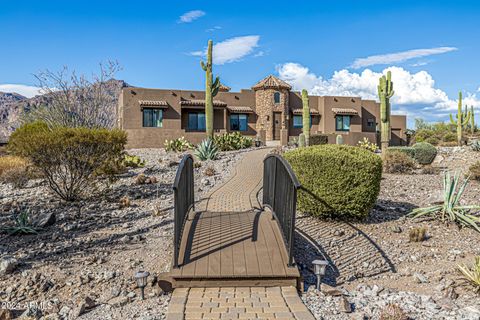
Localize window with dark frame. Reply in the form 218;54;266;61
230;114;248;131
293;115;312;128
142;108;163;127
367;118;375;128
187;112;206;131
335;115;351;131
274;91;281;104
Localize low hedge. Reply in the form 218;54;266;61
387;146;416;159
284;145;382;220
412;142;437;165
309;134;329;145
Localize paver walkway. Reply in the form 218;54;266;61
166;148;314;320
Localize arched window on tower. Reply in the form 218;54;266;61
274;91;281;104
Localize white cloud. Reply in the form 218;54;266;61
277;62;480;123
206;26;222;32
350;47;457;69
178;10;205;23
410;61;429;67
0;84;43;98
191;35;260;65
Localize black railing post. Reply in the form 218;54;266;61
262;154;301;267
172;154;195;269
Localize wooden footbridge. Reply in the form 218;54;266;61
168;152;302;289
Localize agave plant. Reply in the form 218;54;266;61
2;210;41;235
409;171;480;232
195;138;219;161
458;256;480;293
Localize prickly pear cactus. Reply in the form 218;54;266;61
200;40;221;139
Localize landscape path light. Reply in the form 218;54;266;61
312;259;329;290
135;271;150;300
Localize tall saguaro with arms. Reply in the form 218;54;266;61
200;40;221;139
378;71;394;155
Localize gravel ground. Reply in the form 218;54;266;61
0;148;251;320
295;146;480;319
1;146;479;320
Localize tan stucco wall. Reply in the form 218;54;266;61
119;84;407;148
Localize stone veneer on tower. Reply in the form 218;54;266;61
252;75;292;142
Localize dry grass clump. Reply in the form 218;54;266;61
119;196;131;209
383;150;416;174
203;166;216;177
0;156;31;188
379;303;408;320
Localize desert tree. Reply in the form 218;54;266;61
23;60;122;129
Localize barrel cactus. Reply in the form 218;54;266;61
298;133;306;147
336;135;343;145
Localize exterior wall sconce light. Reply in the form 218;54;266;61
135;271;150;300
312;260;329;290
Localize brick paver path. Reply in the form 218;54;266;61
199;148;270;212
166;148;315;320
167;287;314;320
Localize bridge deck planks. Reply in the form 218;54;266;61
170;210;299;282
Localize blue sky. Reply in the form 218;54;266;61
1;0;479;127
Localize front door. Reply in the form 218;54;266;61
273;112;281;140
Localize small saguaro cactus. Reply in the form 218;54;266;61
301;89;310;146
378;71;394;155
449;92;472;146
200;40;221;139
471;105;476;135
298;133;306;147
336;134;343;145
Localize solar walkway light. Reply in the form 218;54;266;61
312;260;329;290
135;271;150;300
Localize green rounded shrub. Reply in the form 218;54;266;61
412;142;437;165
284;145;382;220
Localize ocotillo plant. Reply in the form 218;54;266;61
471;105;476;135
377;71;394;155
449;92;471;145
301;89;310;146
200;40;221;139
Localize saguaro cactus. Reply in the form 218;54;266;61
471;105;476;135
377;71;394;154
200;40;221;139
301;89;310;146
449;92;471;145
